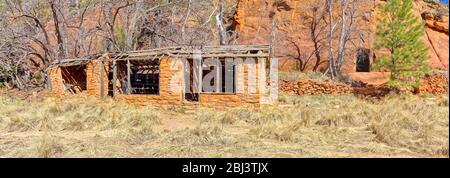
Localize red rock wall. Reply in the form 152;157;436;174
419;2;449;70
234;0;375;72
234;0;449;72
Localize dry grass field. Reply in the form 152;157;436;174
0;91;448;158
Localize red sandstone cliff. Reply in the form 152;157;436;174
233;0;449;73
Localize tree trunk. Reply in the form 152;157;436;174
336;0;349;75
181;0;192;45
126;0;143;51
50;1;66;61
327;0;336;79
216;0;227;45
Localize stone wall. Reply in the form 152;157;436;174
48;67;65;96
50;56;273;108
49;61;106;97
199;58;264;109
280;79;353;95
86;60;109;97
115;57;184;106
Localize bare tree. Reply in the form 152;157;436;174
325;0;367;80
216;0;227;45
0;0;236;89
1;0;57;88
335;0;350;73
282;1;328;72
335;0;363;74
286;38;315;71
307;1;328;71
327;0;337;79
181;0;192;45
49;0;67;60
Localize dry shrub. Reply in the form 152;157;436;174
369;95;449;155
193;108;246;125
252;93;448;156
193;108;223;122
280;94;377;127
166;124;236;146
1;92;448;157
194;106;293;126
36;133;64;158
217;108;258;125
249;120;302;142
0;95;161;132
250;119;367;147
117;124;158;145
168;105;188;114
247;106;294;125
437;96;449;107
3;106;57;132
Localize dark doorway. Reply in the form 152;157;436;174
108;62;114;97
61;65;87;93
356;48;371;72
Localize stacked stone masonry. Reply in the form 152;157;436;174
49;56;274;109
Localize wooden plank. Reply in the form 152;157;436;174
52;45;272;68
126;59;131;94
112;60;117;97
258;51;267;95
100;59;104;98
193;50;202;94
269;57;278;104
110;54;269;61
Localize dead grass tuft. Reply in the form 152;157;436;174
368;95;449;155
0;94;161;132
166;124;236;146
36;133;64;158
0;92;448;157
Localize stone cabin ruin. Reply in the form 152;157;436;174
48;45;278;108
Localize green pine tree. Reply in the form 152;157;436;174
373;0;430;91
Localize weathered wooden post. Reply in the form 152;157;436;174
126;59;132;94
193;50;202;95
100;56;104;98
269;56;278;104
258;51;269;104
112;60;117;97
